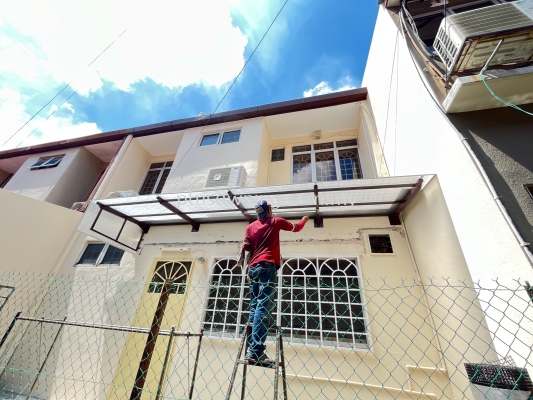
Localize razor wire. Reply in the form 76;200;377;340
0;271;531;400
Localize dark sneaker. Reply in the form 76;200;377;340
245;353;274;365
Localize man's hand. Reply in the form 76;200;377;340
302;216;309;223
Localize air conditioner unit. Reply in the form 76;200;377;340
433;1;533;77
205;166;247;188
106;190;139;199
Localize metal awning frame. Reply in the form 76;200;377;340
87;178;423;253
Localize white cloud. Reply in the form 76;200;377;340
1;0;250;94
0;89;100;150
0;0;283;149
303;77;357;98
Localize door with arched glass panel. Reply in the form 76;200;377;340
109;260;192;399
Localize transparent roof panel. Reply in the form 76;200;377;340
89;175;425;226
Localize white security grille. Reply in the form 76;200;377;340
203;257;369;348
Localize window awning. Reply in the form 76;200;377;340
77;175;426;253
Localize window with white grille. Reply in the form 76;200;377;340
203;257;369;349
292;140;363;184
139;161;173;195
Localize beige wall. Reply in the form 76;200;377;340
0;169;10;186
255;120;272;186
4;148;80;203
0;187;503;399
163;119;264;193
46;147;105;208
402;177;497;399
0;189;81;275
97;138;152;199
36;213;458;399
2;147;105;208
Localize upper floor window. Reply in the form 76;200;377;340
139;161;173;195
271;148;285;162
76;243;125;266
203;257;369;349
30;155;64;170
292;139;363;184
200;130;241;146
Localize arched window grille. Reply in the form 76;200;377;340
148;261;191;294
203;257;369;348
203;258;249;337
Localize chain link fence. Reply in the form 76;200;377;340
0;269;531;400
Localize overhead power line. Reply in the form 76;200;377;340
2;29;129;149
170;0;291;173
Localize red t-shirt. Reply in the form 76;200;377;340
243;217;306;267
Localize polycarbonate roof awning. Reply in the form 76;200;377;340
78;175;426;253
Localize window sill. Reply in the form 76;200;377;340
74;263;120;267
202;331;371;352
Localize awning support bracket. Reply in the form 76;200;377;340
389;178;423;225
314;184;324;228
228;191;254;223
157;196;200;232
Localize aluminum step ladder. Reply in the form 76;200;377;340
226;323;288;400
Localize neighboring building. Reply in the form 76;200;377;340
0;70;531;399
365;0;533;281
363;0;533;389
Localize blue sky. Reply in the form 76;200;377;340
0;0;378;150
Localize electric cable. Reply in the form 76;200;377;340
169;0;291;175
379;30;399;176
393;40;399;175
479;73;533;117
14;87;81;149
2;29;128;149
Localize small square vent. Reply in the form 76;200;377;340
369;235;394;254
205;166;247;188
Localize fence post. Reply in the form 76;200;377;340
130;280;173;400
155;325;176;400
189;329;204;400
0;311;21;351
25;315;66;400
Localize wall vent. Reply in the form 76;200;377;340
205;166;247;188
106;190;139;199
433;2;533;77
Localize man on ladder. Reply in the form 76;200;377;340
242;200;308;364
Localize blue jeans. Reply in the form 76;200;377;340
247;261;277;358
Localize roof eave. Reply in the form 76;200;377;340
0;88;368;160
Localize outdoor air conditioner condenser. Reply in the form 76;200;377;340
205;166;247;188
106;190;139;199
433;1;533;77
